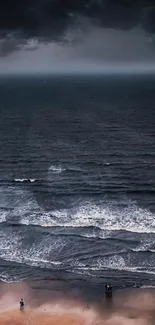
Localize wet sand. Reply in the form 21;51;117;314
0;282;155;325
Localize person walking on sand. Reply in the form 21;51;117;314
20;298;24;311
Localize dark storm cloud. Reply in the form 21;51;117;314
0;0;155;38
0;0;155;71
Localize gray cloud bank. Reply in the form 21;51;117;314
0;1;155;74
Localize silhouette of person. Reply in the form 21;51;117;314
20;298;24;311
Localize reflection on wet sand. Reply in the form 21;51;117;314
0;281;155;325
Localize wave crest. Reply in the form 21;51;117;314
14;178;36;183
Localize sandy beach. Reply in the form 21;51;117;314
0;310;86;325
0;282;154;325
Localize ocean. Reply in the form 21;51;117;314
0;74;155;295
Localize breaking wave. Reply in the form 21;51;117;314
0;227;154;278
19;201;155;234
14;179;36;183
0;185;155;281
0;185;155;235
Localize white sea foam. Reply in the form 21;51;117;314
1;191;154;235
71;257;155;277
0;186;154;279
26;202;155;234
105;162;111;166
74;254;155;276
0;215;154;277
0;211;8;223
0;229;66;269
132;240;155;253
0;184;155;236
48;165;66;174
14;178;36;182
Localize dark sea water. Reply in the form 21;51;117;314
0;74;155;291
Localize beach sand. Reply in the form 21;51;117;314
0;282;155;325
0;310;86;325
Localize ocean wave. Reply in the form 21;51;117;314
132;241;155;253
14;178;36;183
0;230;66;270
0;271;20;283
22;257;62;268
73;266;155;277
68;255;155;278
1;202;155;235
22;202;155;234
72;253;155;277
132;248;155;253
0;225;154;278
95;253;155;276
0;185;155;235
48;165;66;174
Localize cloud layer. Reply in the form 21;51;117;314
0;1;155;73
0;0;155;38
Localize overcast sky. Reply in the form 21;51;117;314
0;1;155;74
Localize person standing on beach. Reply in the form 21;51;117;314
105;283;113;299
20;298;24;311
